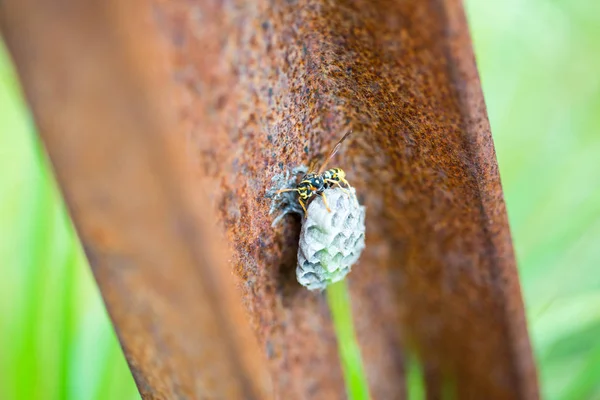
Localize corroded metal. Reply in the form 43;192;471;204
0;1;271;399
1;0;539;398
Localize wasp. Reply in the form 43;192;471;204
277;131;353;216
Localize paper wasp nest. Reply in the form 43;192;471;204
297;188;366;290
267;169;366;291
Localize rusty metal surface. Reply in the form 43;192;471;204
0;1;271;399
2;0;538;398
154;0;539;398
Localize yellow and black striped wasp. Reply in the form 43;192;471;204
277;131;353;216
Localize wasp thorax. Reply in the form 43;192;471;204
300;173;325;193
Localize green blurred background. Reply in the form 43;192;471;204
0;0;599;398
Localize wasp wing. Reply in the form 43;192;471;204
317;130;353;174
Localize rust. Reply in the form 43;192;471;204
154;0;538;398
1;0;538;398
0;0;271;399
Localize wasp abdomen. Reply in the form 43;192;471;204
322;168;347;187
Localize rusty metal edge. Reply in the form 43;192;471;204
0;0;272;398
438;0;539;397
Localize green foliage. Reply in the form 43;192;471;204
465;0;600;398
0;41;139;400
406;354;426;400
327;280;371;400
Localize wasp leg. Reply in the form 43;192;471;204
276;188;300;195
319;192;332;213
340;178;352;188
326;179;358;206
299;198;308;216
325;179;351;196
338;178;357;203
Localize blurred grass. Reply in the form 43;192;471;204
464;0;600;398
0;0;599;398
327;280;371;400
0;40;140;400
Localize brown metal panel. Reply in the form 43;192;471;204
0;1;271;399
152;0;538;398
1;0;538;398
